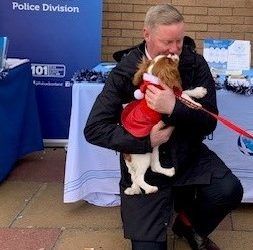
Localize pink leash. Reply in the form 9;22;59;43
173;87;253;140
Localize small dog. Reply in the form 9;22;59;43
121;54;207;195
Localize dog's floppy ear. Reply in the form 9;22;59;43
152;57;182;89
133;57;152;85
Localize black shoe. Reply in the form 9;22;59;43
172;215;220;250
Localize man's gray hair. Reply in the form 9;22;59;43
144;4;184;29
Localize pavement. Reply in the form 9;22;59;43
1;148;253;250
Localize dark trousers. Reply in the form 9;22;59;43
131;171;243;250
173;171;243;236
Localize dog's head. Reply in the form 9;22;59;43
133;54;182;90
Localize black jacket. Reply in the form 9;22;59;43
84;38;229;190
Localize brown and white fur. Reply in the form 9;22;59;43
123;55;207;195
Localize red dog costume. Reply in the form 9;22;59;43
121;72;163;137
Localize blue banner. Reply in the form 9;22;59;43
0;0;102;139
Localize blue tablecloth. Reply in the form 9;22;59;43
0;61;44;182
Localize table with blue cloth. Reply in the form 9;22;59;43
64;63;253;206
0;59;44;182
64;86;253;206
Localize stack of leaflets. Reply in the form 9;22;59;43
0;36;8;71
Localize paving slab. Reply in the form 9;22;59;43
0;228;61;250
232;203;253;230
12;183;122;229
55;229;130;250
8;148;65;183
216;213;232;231
55;226;174;250
212;230;253;250
232;204;253;231
0;181;41;227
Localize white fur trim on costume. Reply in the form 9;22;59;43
134;89;145;99
143;73;159;85
134;73;159;99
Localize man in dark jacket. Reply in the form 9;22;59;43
84;4;243;250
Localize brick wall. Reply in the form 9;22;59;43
102;0;253;66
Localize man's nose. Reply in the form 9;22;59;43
167;42;181;54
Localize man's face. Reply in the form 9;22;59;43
144;22;185;59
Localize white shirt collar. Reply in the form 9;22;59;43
145;46;152;60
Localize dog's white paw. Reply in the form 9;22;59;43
124;187;141;195
163;167;175;177
194;87;207;98
145;186;158;194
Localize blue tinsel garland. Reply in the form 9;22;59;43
0;68;9;80
72;69;110;83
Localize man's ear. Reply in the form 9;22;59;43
143;27;150;42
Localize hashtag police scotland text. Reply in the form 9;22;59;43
12;2;80;13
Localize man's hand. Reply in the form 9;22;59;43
150;121;175;148
145;82;176;115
